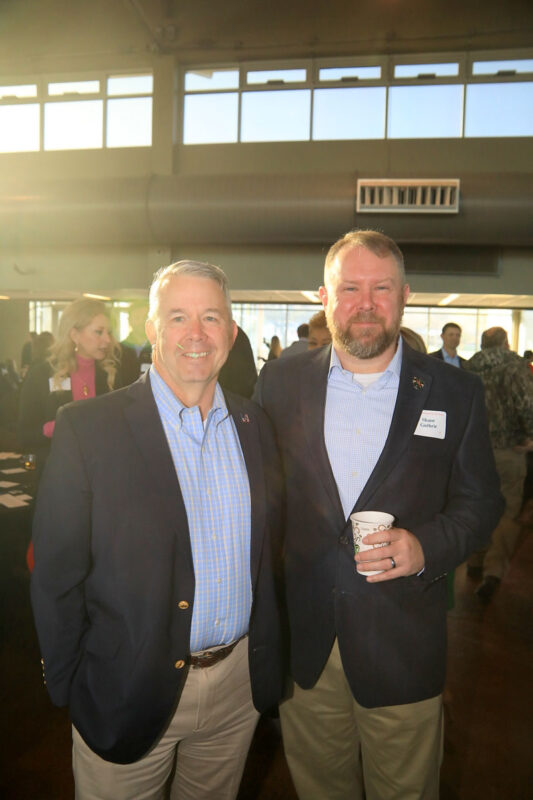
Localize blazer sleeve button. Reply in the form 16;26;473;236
174;660;186;669
178;600;189;610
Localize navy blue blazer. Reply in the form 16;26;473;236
255;342;503;708
31;372;285;763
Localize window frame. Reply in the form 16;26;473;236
0;69;153;153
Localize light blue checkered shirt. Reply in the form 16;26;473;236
325;339;403;519
149;366;252;652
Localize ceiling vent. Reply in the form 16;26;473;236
356;179;460;214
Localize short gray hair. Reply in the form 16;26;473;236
148;260;233;324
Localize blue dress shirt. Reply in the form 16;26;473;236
441;348;461;368
324;340;402;519
150;367;252;651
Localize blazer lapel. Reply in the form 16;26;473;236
123;373;194;569
300;347;346;527
354;348;433;512
226;394;266;588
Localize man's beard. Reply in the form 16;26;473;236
327;310;403;360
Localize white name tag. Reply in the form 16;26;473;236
49;376;71;391
414;410;446;439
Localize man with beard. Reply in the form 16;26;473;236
254;229;503;800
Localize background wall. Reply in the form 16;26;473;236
1;0;532;362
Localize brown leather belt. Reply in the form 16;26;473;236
189;635;246;669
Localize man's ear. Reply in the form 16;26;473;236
145;318;156;346
319;285;328;309
229;320;238;348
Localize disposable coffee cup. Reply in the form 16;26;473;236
350;511;395;576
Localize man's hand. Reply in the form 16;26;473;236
354;527;425;583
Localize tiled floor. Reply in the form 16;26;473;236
1;522;531;799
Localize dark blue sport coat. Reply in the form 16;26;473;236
31;372;285;764
255;342;503;708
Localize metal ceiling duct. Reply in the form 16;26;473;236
0;172;531;246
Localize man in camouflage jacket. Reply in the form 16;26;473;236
466;326;533;601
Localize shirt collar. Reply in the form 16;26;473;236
149;365;229;427
442;348;460;365
328;335;403;382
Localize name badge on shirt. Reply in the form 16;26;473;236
49;376;71;392
414;410;446;439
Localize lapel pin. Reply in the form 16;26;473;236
412;376;425;390
241;413;250;423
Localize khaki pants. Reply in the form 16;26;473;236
468;448;527;579
280;640;443;800
73;637;259;800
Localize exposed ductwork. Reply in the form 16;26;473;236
0;172;532;247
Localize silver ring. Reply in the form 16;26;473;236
390;557;396;569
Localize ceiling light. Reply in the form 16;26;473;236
301;291;320;303
83;292;111;301
438;293;460;306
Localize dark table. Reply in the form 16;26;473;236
0;453;38;640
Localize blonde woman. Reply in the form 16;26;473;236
267;335;283;360
17;298;121;467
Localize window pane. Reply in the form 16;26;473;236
313;87;386;140
183;92;238;143
241;90;310;141
394;63;459;78
106;97;152;147
319;66;381;81
465;82;533;136
426;309;479;357
388;85;463;138
185;69;239;91
472;59;533;76
0;84;37;99
402;308;429;346
0;104;39;151
44;100;103;150
247;69;306;85
48;80;100;96
519;309;533;354
107;75;153;96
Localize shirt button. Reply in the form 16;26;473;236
174;660;186;669
352;471;358;477
214;619;219;626
178;601;189;610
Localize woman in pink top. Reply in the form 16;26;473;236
17;298;121;465
19;299;122;571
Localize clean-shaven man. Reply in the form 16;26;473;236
255;230;503;800
429;322;466;367
31;261;284;800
